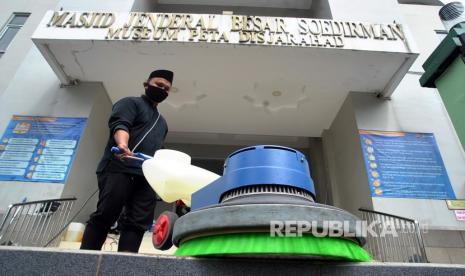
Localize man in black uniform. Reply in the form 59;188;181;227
80;69;173;253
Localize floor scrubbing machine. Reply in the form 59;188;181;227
143;145;371;261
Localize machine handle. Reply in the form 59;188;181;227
110;146;152;162
111;146;122;154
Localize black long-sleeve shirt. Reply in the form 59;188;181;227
96;96;168;175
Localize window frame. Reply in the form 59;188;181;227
0;12;30;57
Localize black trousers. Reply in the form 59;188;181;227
80;172;156;252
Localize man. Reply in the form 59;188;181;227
80;69;173;253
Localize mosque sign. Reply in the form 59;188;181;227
41;11;408;50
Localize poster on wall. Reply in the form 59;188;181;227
359;130;455;200
0;115;87;183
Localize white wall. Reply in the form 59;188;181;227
352;79;465;230
137;0;332;18
0;0;58;96
0;48;104;211
328;0;402;22
399;4;445;72
324;87;465;229
0;0;137;212
322;95;374;214
60;83;112;223
320;0;465;230
327;2;444;73
56;0;137;12
346;4;465;230
0;0;139;97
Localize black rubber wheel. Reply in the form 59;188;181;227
153;211;178;250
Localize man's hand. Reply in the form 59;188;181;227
115;144;133;160
114;129;132;160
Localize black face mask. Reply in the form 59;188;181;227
145;85;168;103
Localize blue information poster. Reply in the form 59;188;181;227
0;116;87;183
359;130;455;199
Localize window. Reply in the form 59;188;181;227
0;13;30;57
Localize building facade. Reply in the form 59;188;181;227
0;0;464;263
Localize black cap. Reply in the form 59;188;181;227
148;69;174;84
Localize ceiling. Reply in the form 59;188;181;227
32;16;417;137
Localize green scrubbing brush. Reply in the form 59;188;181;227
158;145;371;262
175;233;372;262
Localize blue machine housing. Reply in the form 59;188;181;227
191;145;316;210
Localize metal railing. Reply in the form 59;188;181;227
0;197;76;247
359;208;428;263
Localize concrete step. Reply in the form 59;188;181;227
58;232;177;255
1;246;465;276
